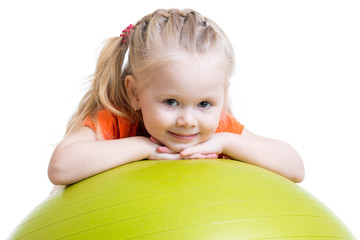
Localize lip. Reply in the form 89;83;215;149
168;131;198;141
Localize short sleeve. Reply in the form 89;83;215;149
82;109;119;140
215;113;244;135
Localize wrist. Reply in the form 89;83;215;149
129;136;154;160
217;132;232;156
144;137;156;158
213;132;228;155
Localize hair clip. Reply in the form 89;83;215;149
120;24;135;43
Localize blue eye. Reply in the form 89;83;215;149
198;101;211;109
164;99;179;106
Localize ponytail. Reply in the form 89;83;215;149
66;36;134;135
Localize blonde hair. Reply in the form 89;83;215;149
66;8;235;136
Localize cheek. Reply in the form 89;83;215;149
141;107;171;133
201;111;222;134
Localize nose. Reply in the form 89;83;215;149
176;108;197;128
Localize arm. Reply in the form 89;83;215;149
180;129;305;183
48;126;180;185
222;129;304;182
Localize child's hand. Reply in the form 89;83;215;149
179;133;224;159
151;136;219;159
147;137;182;160
156;146;218;159
149;135;222;160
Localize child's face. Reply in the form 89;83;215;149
137;53;227;152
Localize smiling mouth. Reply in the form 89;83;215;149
168;131;198;141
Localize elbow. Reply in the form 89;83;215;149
282;145;305;183
48;164;66;185
290;157;305;183
48;161;66;186
291;167;305;183
287;143;305;183
278;164;304;183
48;148;73;185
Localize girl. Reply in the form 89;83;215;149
48;8;304;188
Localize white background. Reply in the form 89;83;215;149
1;0;359;239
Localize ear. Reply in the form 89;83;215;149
125;75;140;110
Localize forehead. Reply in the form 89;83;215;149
147;52;227;94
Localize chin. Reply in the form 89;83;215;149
164;142;193;153
166;145;186;153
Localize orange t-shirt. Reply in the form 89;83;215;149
83;109;244;140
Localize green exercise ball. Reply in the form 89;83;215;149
9;159;355;239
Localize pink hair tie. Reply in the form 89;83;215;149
120;24;135;44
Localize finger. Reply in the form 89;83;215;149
150;136;162;145
157;153;182;160
182;153;206;159
181;145;220;157
180;147;196;157
203;153;218;159
148;149;182;160
181;152;219;159
157;146;176;154
181;148;207;157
